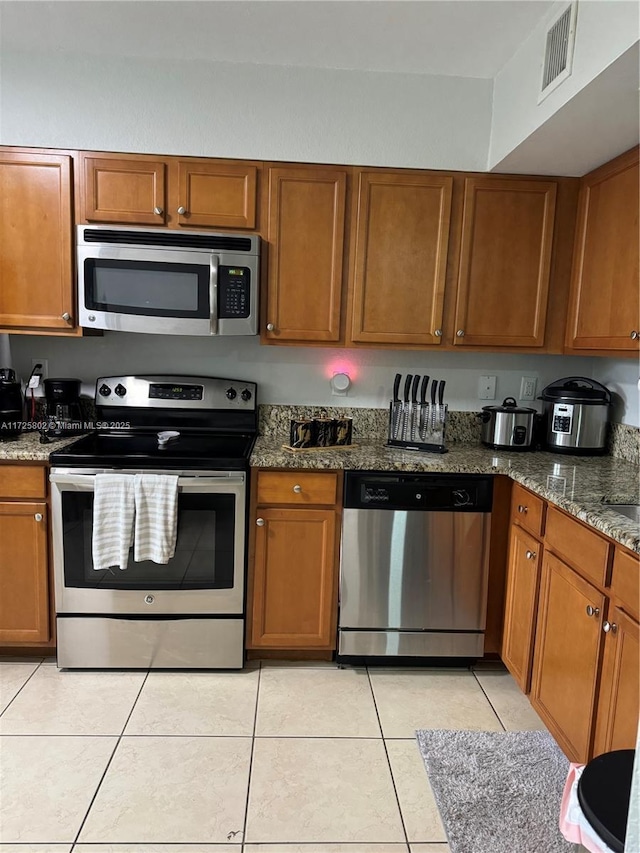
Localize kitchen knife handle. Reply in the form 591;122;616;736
411;375;420;404
403;374;413;403
420;375;430;405
438;379;446;406
393;373;401;403
430;379;437;405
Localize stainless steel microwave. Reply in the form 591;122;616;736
77;226;260;336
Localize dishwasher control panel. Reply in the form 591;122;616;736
345;472;493;512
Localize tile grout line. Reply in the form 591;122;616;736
71;669;150;847
0;658;45;720
239;660;262;852
471;669;506;733
366;666;412;853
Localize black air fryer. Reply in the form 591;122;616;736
0;368;23;439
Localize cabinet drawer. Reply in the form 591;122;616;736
511;483;544;538
0;465;46;499
611;547;639;619
545;505;610;588
257;471;338;506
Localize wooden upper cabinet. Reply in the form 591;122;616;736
174;160;257;229
593;607;639;756
81;154;167;225
349;171;452;346
264;166;347;342
531;553;605;762
565;147;640;352
453;178;557;347
0;151;75;332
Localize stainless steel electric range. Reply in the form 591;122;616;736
49;374;257;670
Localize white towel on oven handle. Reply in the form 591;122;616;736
92;474;135;571
133;473;179;564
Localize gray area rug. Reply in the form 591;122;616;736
416;729;575;853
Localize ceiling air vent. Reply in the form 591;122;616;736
539;2;577;103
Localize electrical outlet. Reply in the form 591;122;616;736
31;358;48;381
520;376;537;401
478;375;496;400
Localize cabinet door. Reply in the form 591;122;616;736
175;160;257;229
0;502;49;643
265;166;347;342
250;508;337;647
453;178;557;347
0;152;74;331
502;525;542;693
565;147;639;352
531;553;604;762
82;155;167;224
349;171;452;346
593;607;639;756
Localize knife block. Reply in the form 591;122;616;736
386;401;448;453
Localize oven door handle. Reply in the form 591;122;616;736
49;472;245;491
210;254;219;335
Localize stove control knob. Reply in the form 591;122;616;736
226;387;237;400
241;388;252;402
99;384;111;397
144;594;155;605
115;384;127;397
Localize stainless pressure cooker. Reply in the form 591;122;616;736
478;397;536;450
540;376;611;455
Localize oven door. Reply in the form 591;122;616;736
50;469;245;615
78;246;216;336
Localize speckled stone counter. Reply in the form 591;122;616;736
251;437;640;553
0;432;80;462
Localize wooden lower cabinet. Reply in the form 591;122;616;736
250;506;338;648
0;502;50;643
593;607;640;756
530;553;605;762
501;524;542;692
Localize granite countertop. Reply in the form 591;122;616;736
251;437;640;553
0;431;82;461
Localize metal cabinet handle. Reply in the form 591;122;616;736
456;329;465;337
434;329;443;337
153;206;163;215
293;485;302;494
518;505;528;514
34;513;43;522
525;550;536;560
177;206;187;215
256;518;265;526
631;331;639;340
586;605;600;618
266;323;275;332
603;621;618;634
61;312;71;322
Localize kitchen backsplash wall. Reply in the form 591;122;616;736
10;332;594;412
591;358;640;427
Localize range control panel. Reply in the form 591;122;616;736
218;267;250;319
552;402;574;434
95;375;257;411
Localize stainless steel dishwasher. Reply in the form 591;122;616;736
338;471;493;660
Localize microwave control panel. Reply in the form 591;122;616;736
218;266;250;319
551;402;574;434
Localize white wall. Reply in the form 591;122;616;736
591;358;640;426
10;332;593;412
489;0;639;171
0;48;492;171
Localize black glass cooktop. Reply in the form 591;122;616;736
49;430;255;470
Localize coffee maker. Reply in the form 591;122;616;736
0;368;23;439
43;378;85;437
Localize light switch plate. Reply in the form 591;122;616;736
478;375;496;400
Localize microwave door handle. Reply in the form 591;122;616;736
210;254;219;335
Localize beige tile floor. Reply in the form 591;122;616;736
0;657;546;852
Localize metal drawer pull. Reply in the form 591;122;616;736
256;518;265;526
603;621;618;634
525;550;536;560
153;206;163;215
631;331;639;340
61;312;71;321
518;505;528;514
586;605;600;618
293;485;302;494
177;206;187;215
266;323;275;332
34;513;43;522
434;329;442;337
456;329;465;337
